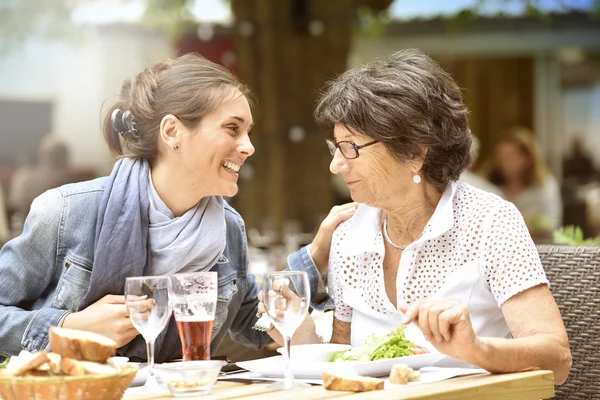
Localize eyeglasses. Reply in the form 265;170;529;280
326;139;379;159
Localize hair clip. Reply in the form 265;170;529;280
111;108;139;138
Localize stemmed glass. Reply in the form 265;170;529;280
263;271;310;390
125;276;173;389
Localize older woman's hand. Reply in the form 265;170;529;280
310;202;358;274
399;299;481;362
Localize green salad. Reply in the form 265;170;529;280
331;326;415;362
0;358;8;369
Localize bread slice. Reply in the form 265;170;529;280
49;327;117;363
61;357;118;376
322;371;384;392
3;351;49;376
61;357;87;376
46;352;63;374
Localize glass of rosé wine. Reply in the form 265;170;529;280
171;272;218;361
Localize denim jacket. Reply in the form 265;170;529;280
0;177;283;360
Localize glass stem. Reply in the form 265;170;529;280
283;335;294;389
145;339;158;387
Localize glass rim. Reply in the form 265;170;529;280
171;271;217;278
263;271;308;276
125;276;171;281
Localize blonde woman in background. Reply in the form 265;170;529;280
481;127;562;235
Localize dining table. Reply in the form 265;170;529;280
123;369;555;400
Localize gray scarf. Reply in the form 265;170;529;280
147;170;226;276
80;157;226;362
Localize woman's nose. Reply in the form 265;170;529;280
240;135;255;157
329;151;347;174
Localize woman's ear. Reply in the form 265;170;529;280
410;147;428;172
159;114;180;149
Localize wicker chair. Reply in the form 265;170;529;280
537;245;600;400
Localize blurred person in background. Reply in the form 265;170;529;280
563;134;597;184
459;134;503;197
263;50;571;384
8;135;76;224
481;127;562;235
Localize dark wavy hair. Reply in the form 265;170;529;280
315;49;472;192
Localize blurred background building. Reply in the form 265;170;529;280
0;0;599;248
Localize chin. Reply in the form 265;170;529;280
222;184;239;198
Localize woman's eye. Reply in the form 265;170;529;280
227;125;239;133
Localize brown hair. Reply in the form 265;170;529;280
314;49;471;192
103;53;254;164
483;126;548;187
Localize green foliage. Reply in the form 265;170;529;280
0;0;82;55
356;6;391;38
0;358;8;369
142;0;196;37
553;225;600;246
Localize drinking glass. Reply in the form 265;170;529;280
171;272;218;361
263;271;310;390
125;276;172;389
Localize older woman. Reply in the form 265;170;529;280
266;50;571;384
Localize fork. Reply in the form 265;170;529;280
252;312;272;332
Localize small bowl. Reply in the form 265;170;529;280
154;360;226;397
277;344;352;362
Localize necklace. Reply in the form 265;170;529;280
383;214;423;250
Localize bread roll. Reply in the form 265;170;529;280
389;364;420;385
2;351;49;376
322;371;384;392
61;358;118;376
49;327;117;363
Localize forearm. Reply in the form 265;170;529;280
287;246;333;312
0;306;69;357
471;334;572;384
329;317;351;345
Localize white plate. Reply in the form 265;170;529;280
276;344;352;362
237;353;445;379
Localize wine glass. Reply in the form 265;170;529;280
125;276;173;389
262;271;310;390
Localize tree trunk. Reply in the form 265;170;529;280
231;0;392;238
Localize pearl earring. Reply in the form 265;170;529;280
173;145;179;150
413;172;421;184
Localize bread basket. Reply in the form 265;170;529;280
0;364;138;400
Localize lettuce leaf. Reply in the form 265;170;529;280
331;326;415;362
0;358;8;369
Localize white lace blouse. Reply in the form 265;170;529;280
327;181;549;364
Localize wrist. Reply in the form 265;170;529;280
309;243;327;274
61;312;79;330
467;336;490;367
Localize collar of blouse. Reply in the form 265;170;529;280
341;181;457;256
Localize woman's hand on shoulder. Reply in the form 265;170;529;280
399;299;481;362
310;202;358;274
62;294;139;348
